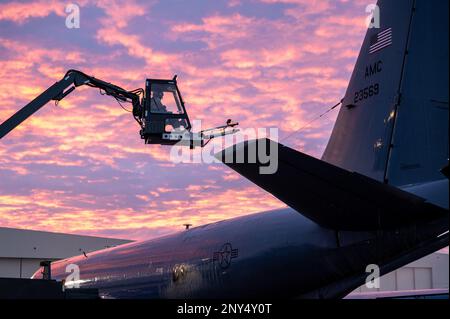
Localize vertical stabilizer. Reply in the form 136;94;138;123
322;0;449;186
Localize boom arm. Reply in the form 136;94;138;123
0;69;143;140
0;69;238;147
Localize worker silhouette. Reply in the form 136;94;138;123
150;88;184;130
150;89;169;113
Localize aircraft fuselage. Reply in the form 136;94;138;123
35;180;448;299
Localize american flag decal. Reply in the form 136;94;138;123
369;28;392;54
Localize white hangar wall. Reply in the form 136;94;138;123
0;227;132;279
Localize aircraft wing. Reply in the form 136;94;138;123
215;139;448;231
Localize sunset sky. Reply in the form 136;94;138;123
0;0;370;240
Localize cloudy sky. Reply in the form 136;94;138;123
0;0;370;240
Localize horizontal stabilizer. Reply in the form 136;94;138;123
215;139;448;231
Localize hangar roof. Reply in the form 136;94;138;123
0;227;132;259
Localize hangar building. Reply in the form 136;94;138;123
0;227;132;279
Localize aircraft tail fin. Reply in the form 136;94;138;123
322;0;449;186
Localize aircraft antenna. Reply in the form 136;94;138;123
281;98;343;142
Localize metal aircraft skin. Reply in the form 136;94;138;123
32;0;449;299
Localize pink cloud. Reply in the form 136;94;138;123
0;0;66;23
0;0;368;240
